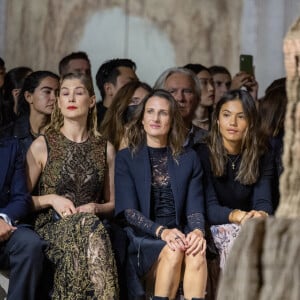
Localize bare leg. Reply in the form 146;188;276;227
146;245;184;299
183;252;207;299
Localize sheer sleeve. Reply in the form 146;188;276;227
187;212;205;234
124;208;160;237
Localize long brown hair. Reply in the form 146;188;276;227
259;78;287;137
100;81;151;149
46;73;100;137
126;89;186;158
208;89;266;184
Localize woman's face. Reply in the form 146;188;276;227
129;87;150;106
58;78;95;120
142;96;171;146
218;99;248;150
26;76;58;115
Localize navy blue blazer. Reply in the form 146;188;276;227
0;137;31;223
115;145;205;231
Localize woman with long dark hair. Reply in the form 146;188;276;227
195;89;273;269
100;80;152;150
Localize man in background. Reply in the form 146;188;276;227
95;58;137;125
58;51;91;77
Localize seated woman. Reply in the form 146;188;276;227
13;70;59;156
195;89;273;269
26;73;118;299
115;89;207;300
258;78;287;211
100;80;152;151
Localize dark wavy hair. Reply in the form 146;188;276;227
126;89;186;158
3;66;32;118
208;89;267;184
18;70;59;116
100;80;152;150
259;78;287;137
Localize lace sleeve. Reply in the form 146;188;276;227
124;208;160;237
187;212;205;235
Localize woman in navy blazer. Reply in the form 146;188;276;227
115;89;207;300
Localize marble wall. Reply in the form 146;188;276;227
1;0;242;91
1;0;300;97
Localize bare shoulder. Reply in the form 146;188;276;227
30;135;47;154
27;135;48;167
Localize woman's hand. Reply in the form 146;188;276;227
229;209;247;224
76;203;97;214
185;229;206;256
160;228;187;251
240;210;269;225
50;195;76;218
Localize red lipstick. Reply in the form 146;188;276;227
67;106;77;110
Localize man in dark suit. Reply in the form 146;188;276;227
0;136;48;300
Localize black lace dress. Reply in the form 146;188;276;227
123;147;204;278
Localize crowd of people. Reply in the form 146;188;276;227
0;51;286;300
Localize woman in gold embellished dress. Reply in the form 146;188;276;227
26;73;118;299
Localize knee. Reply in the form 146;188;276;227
10;228;47;257
185;252;207;272
160;246;184;269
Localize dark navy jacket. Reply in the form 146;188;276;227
12;114;34;159
115;145;205;231
0;137;31;223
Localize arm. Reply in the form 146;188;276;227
124;208;160;237
252;152;274;214
185;151;206;232
0;138;31;222
195;145;233;225
76;141;115;218
184;151;206;255
26;136;76;215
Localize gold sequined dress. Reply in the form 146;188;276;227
34;131;118;300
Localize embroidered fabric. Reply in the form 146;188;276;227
187;212;205;233
149;147;170;187
124;209;158;237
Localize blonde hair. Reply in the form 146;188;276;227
45;73;100;137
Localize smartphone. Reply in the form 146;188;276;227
239;54;254;75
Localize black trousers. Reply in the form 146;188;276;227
0;225;48;300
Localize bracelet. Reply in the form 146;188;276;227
156;226;167;239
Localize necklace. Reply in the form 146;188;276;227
227;154;240;170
